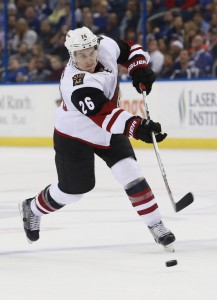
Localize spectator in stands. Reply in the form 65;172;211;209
48;55;64;81
48;0;67;31
171;49;202;79
152;0;166;13
108;0;126;22
11;18;38;52
4;0;217;81
208;27;217;60
81;6;91;19
158;38;167;54
158;54;174;78
169;40;184;62
7;57;28;82
77;0;92;8
29;56;51;82
102;13;120;39
183;20;199;49
15;0;32;18
148;39;164;75
210;12;217;30
119;0;140;39
158;10;174;39
93;0;109;32
137;33;143;47
24;4;40;33
166;15;184;43
38;19;54;53
125;28;137;42
82;11;99;34
31;44;44;60
33;0;52;22
7;15;17;52
189;34;214;77
74;4;82;28
10;42;31;67
47;0;58;10
50;28;69;63
91;0;105;15
8;3;17;17
57;2;72;30
27;57;37;78
15;57;37;82
192;11;210;34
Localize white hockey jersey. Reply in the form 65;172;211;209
55;35;149;148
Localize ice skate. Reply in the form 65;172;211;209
148;221;175;252
19;198;41;243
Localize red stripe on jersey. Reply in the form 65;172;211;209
110;85;119;106
89;101;123;128
106;109;123;132
138;203;158;216
38;192;55;212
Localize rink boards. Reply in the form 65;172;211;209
0;80;216;148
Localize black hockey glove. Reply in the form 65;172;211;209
131;66;156;95
124;117;167;144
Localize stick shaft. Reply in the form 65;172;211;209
141;90;176;211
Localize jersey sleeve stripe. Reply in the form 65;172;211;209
129;49;148;60
89;101;118;127
105;109;124;132
130;44;143;50
109;110;134;133
129;46;142;54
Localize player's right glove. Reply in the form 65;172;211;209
131;66;156;95
124;116;167;143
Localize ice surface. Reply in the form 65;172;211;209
0;147;216;300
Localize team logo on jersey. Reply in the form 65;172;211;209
72;73;85;86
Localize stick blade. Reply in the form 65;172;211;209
175;192;194;212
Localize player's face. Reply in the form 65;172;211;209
75;47;98;73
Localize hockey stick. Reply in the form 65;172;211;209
140;84;194;212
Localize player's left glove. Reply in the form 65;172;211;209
131;66;156;95
124;116;167;143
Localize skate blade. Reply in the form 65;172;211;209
164;243;175;252
18;203;33;244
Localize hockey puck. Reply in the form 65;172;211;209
165;260;178;267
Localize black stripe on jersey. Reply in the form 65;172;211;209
116;40;131;64
71;87;109;116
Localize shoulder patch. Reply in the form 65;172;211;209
72;73;85;86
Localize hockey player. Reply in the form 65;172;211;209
19;27;175;249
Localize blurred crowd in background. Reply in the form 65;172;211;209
1;0;217;83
